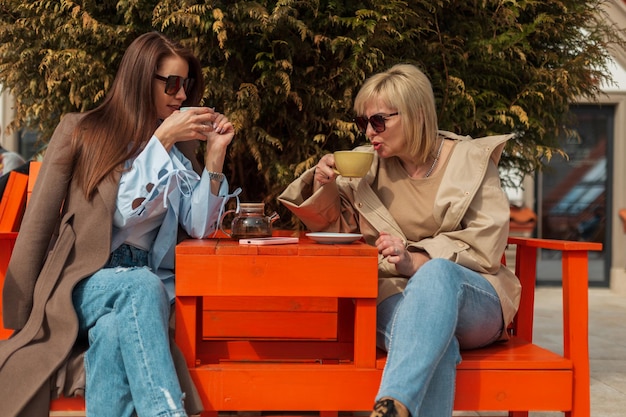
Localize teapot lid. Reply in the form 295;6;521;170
239;202;264;213
240;202;264;209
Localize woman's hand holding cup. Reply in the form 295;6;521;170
155;106;214;150
178;107;225;137
313;154;338;188
313;150;374;191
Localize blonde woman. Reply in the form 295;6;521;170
279;64;521;417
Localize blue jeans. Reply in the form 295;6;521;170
376;258;504;417
72;247;187;417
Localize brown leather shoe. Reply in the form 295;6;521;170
370;398;410;417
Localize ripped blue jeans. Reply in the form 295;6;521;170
72;244;187;417
375;258;504;417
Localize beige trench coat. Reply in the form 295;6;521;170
0;113;203;416
278;131;521;331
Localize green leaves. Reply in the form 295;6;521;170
0;0;622;226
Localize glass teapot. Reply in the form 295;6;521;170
220;202;280;239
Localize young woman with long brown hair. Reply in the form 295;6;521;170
0;31;239;417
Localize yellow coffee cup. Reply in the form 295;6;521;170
333;151;374;178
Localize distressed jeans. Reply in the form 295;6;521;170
72;245;187;417
375;258;504;417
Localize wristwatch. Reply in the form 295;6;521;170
207;171;224;182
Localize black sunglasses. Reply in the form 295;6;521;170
154;74;195;96
354;112;399;134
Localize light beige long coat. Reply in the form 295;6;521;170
0;113;203;416
278;131;521;331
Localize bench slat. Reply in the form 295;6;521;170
374;337;572;370
0;171;28;232
188;365;572;411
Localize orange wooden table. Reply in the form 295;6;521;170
175;236;601;417
175;235;380;416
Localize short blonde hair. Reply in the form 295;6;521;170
353;64;438;164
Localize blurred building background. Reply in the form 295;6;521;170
528;0;626;291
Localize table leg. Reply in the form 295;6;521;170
353;298;377;368
175;296;202;367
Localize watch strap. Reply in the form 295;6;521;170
207;171;224;182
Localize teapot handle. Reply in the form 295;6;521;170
268;211;280;224
219;209;237;237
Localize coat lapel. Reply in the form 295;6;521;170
96;170;121;218
346;154;407;242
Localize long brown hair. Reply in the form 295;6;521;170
71;32;204;200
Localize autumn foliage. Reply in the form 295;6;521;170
0;1;622;225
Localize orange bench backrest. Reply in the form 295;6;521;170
27;161;41;205
0;165;38;338
0;171;28;232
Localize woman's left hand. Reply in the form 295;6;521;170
376;231;429;277
201;110;234;180
204;111;234;151
155;107;233;151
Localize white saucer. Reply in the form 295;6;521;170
306;232;363;244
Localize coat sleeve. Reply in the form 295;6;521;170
278;167;362;233
112;136;236;241
3;114;79;330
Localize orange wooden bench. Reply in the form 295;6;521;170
175;235;601;417
1;161;602;417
